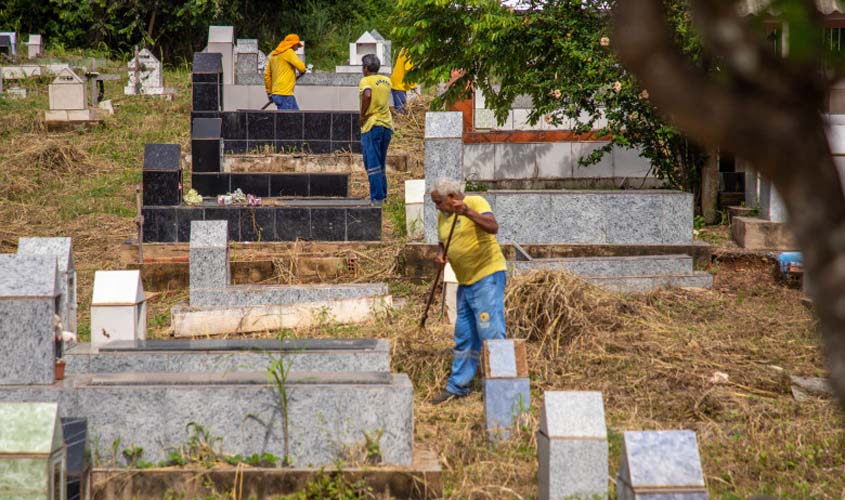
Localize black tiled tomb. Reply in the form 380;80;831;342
222;111;246;140
223;140;247;154
247;140;275;153
193;117;222;139
275;208;311;240
205;207;241;240
193;83;220;112
240;207;276;241
177;207;206;242
310;174;349;197
142;208;178;243
275;112;304;140
192;139;220;173
304;113;332;140
331;113;352;142
304;140;332;154
143;171;182;206
311;208;346;240
271;174;310;197
247;112;275;140
276;140;303;153
191;173;229;196
193;52;223;74
347;207;382;241
144;144;181;170
231;173;270;197
61;417;88;475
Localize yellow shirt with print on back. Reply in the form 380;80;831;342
437;195;507;286
359;74;394;134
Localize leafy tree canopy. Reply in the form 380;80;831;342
391;0;707;189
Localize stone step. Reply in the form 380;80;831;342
510;254;694;277
65;338;392;375
580;271;713;292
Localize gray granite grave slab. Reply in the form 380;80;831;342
0;255;59;385
509;255;693;277
545;192;608;244
607;193;663;244
617;430;707;499
660;193;694;245
189;220;229;293
538;391;608;500
486;339;518;378
190;283;389;308
425;112;463;139
17;237;77;333
424;138;463;244
584;272;713;292
483;378;529;441
494;192;549;243
65;339;390;374
0;372;414;466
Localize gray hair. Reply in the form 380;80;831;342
432;177;463;196
362;54;381;73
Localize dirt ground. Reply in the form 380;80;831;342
0;61;842;499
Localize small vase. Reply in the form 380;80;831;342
55;359;65;381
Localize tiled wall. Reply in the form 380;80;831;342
191;172;349;198
190;111;362;154
142;205;381;242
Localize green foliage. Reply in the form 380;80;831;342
693;214;706;230
267;331;295;466
122;445;153;468
383;198;407;238
158;449;188;467
180;421;223;468
244;452;280;467
464;180;489;192
282;469;374;500
0;1;399;68
391;0;709;189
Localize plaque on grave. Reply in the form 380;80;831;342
617;430;708;499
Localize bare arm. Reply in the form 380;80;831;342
360;88;372;127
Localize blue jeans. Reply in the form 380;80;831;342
447;271;507;396
271;95;299;110
361;125;392;202
391;89;408;114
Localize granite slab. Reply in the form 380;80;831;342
143;144;181;171
425;112;463;139
618;430;706;493
483;378;530;441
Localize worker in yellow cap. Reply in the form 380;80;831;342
264;34;306;110
390;48;416;114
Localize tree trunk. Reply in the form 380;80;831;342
701;148;719;224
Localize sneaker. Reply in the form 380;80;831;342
431;390;465;405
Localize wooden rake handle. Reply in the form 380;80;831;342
419;213;460;328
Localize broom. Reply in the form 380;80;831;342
419;213;460;328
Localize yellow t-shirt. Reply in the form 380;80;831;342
390;50;417;92
359;74;394;133
438;195;507;285
264;49;306;96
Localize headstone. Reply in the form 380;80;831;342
17;237;77;335
0;402;66;499
192;117;223;174
0;32;16;57
424;112;465;243
5;86;26;99
208;25;235;85
142;144;182;206
48;68;86;110
189;220;230;303
482;339;530;441
27;34;42;59
235;39;262;86
0;254;59;385
537;391;608;500
124;48;165;95
90;270;146;346
192;52;223;113
404;179;425;240
616;430;708;499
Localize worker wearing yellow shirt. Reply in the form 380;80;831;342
358;54;394;203
390;48;416;114
264;34;306;110
429;178;508;404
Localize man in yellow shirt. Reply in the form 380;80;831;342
264;34;306;110
430;178;508;404
358;54;393;203
390;48;416;114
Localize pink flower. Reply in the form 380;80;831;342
600;36;610;47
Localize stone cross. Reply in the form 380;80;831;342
537;391;608;500
124;48;164;95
